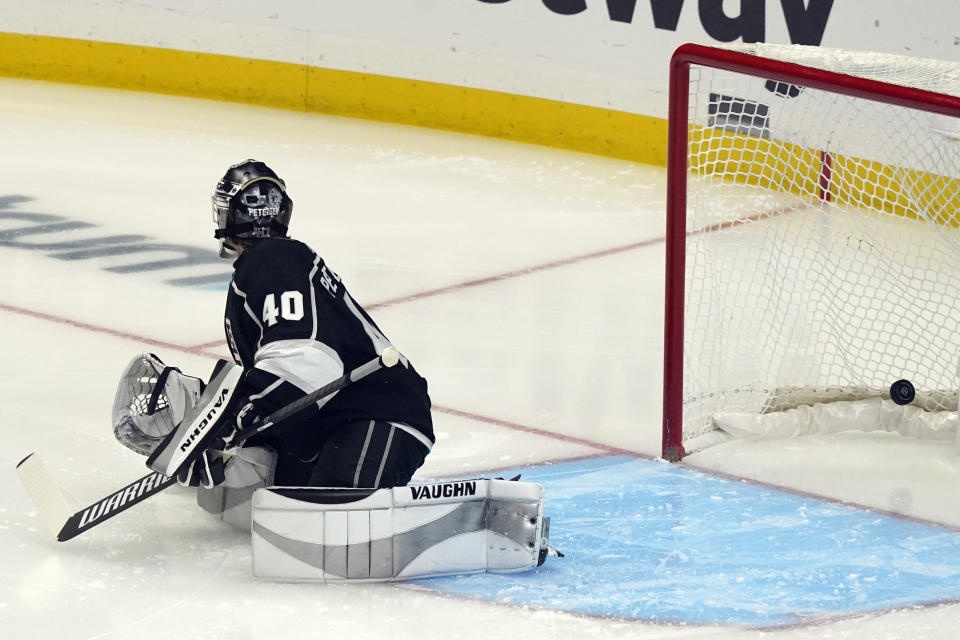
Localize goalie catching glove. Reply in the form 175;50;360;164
112;353;205;456
145;359;247;488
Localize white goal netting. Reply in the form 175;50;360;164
672;44;960;456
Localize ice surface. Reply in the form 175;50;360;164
422;457;960;628
1;77;959;639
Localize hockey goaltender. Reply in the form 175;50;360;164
107;159;558;581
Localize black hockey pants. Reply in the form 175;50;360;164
273;419;428;489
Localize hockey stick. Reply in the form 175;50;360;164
16;347;401;542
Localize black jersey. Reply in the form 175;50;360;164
223;238;433;452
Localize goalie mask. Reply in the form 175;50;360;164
112;353;205;456
212;159;293;259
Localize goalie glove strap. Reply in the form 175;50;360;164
145;363;181;415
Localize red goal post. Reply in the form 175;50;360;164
662;43;960;462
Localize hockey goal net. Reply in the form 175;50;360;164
662;43;960;461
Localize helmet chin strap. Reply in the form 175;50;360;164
214;219;290;259
214;220;289;240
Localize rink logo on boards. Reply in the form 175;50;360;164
476;0;835;45
77;472;166;528
410;481;478;500
709;93;771;137
0;199;232;288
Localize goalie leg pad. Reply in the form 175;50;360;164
197;446;277;530
250;479;551;582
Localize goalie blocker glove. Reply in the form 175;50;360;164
176;450;226;488
146;360;245;486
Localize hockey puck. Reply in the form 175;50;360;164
889;379;916;406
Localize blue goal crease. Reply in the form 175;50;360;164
412;455;960;628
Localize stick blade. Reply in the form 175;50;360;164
16;454;73;537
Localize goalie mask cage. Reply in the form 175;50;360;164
662;43;960;461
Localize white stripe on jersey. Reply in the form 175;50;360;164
231;280;265;351
253;339;345;410
343;292;393;357
307;254;321;341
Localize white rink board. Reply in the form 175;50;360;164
2;0;960;117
